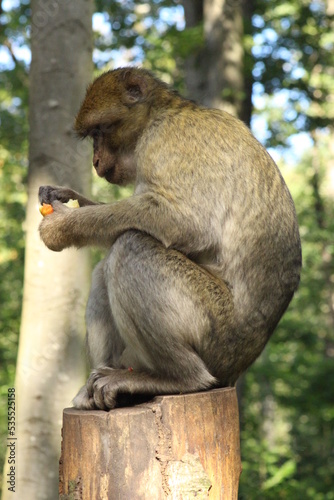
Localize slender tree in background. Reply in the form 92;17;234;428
182;0;253;123
2;1;93;498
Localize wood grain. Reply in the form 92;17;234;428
59;387;241;499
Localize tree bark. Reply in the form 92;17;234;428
182;0;253;123
60;388;241;499
3;2;93;499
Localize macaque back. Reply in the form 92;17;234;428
39;68;302;410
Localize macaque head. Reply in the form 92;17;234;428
74;67;171;185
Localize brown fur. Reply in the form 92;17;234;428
39;67;301;410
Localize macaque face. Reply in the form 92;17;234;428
74;69;157;186
88;127;137;186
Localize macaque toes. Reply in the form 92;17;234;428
39;67;301;410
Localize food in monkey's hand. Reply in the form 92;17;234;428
39;203;54;216
64;199;80;208
39;199;80;216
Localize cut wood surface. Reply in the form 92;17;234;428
59;387;241;499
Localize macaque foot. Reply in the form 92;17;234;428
72;384;96;410
73;368;135;411
73;368;117;410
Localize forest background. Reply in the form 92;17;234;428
0;0;333;498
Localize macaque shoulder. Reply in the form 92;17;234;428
141;105;257;159
136;105;265;185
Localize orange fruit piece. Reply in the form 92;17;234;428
39;203;54;216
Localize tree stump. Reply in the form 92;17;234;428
59;387;241;499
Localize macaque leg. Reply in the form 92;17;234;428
85;260;125;369
74;231;236;410
73;260;128;410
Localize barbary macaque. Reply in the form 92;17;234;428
39;67;301;410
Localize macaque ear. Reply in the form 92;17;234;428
126;83;143;102
122;70;147;104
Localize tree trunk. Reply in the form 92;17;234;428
182;0;253;122
60;388;241;499
2;2;93;499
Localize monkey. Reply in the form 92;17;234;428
39;67;302;411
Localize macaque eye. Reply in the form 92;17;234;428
88;128;103;149
92;135;101;151
90;128;102;140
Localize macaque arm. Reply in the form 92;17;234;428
39;192;199;253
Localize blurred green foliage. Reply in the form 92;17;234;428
0;0;333;497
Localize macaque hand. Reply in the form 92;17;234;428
39;201;73;252
39;185;80;205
